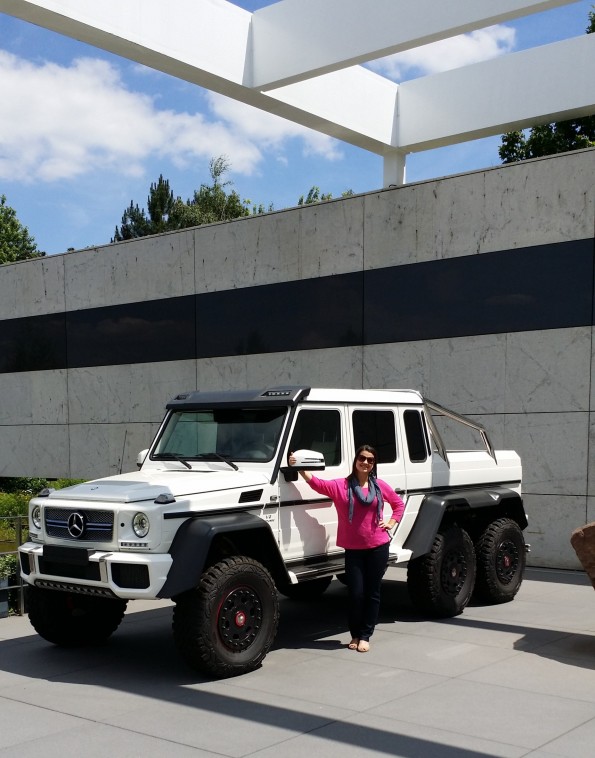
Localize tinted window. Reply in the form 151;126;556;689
352;410;397;463
153;407;286;462
289;410;341;467
403;409;428;462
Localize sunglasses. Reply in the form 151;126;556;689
357;454;375;464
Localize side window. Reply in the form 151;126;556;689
352;410;397;463
289;409;341;466
403;409;429;463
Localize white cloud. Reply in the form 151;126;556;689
369;25;517;81
205;91;344;162
0;50;342;185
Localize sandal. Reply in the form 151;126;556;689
357;640;370;653
348;638;359;650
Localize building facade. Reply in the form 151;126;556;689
1;148;594;569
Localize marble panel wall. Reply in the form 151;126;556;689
68;422;158;479
194;195;365;295
67;360;198;425
363;148;595;270
195;346;365;392
64;230;196;311
0;149;593;570
0;370;67;426
0;255;65;319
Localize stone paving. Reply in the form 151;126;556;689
1;566;595;757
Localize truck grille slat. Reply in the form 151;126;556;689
44;507;114;542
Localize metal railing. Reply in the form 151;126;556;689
0;515;27;617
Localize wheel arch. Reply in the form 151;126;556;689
158;512;288;599
404;487;527;560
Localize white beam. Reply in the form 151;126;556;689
1;0;594;164
250;0;579;90
0;0;400;154
397;33;595;152
265;67;398;152
0;0;253;86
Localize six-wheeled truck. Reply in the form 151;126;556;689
19;386;528;677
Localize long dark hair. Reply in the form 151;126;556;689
351;444;378;477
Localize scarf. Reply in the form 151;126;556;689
346;474;384;523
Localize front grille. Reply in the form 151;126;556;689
44;507;114;542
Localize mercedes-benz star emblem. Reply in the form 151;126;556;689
67;512;86;539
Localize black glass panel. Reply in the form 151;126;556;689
364;239;594;344
0;313;66;373
352;410;397;463
195;273;363;358
66;296;196;368
0;238;593;374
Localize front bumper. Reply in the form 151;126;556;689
19;541;172;600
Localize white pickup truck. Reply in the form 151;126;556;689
19;386;527;677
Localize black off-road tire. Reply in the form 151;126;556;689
173;556;279;678
407;526;476;617
27;587;128;646
473;518;526;604
278;575;333;600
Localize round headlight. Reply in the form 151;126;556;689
132;512;150;538
32;505;42;530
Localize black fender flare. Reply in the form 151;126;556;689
403;487;527;560
157;512;286;598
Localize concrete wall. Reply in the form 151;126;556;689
1;148;594;569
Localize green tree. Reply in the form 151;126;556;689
180;156;251;225
112;157;253;242
0;195;44;264
499;7;595;163
298;186;354;205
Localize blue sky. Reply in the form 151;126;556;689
0;0;593;255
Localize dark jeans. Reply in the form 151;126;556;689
344;541;390;641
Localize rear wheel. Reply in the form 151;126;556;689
173;556;279;678
27;587;127;646
407;526;476;617
473;518;525;603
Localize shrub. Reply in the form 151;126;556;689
0;553;17;580
0;492;30;518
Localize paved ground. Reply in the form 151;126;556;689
2;567;595;757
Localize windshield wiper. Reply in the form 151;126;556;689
194;453;239;471
153;452;192;470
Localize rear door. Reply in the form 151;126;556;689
348;405;406;557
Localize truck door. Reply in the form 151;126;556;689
393;405;449;560
279;406;348;561
349;406;407;558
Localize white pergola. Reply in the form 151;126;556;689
1;0;594;185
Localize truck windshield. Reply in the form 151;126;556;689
152;407;287;462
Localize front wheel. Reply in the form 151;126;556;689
27;587;128;646
473;518;526;604
407;526;476;617
173;556;279;678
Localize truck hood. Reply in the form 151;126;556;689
45;469;271;504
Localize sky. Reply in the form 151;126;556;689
0;0;593;255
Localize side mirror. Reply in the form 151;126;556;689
282;449;326;481
136;449;149;469
290;449;326;469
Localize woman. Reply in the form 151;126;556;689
289;445;405;652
